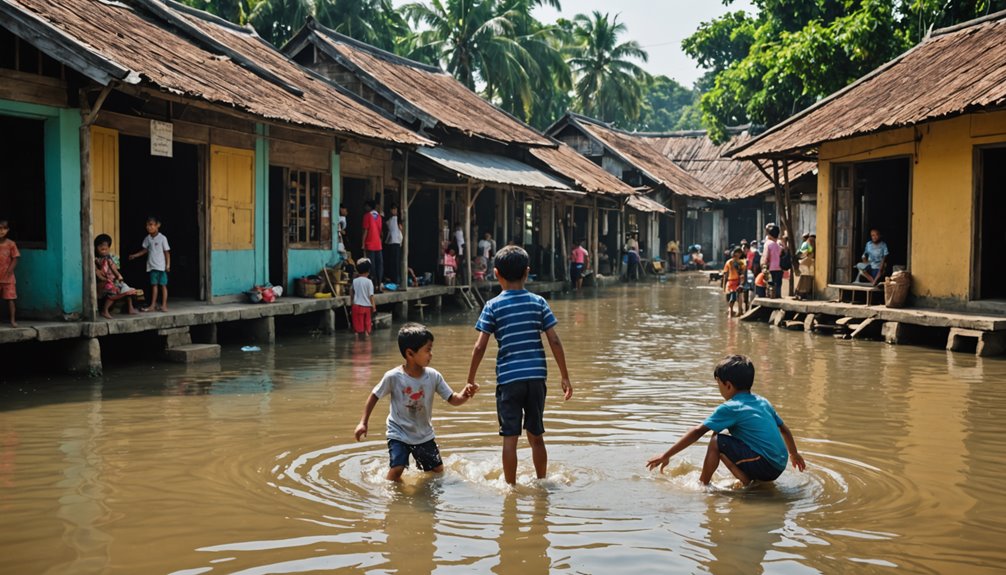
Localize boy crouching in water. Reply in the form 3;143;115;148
355;323;478;482
647;355;806;485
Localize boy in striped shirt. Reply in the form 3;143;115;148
466;245;573;485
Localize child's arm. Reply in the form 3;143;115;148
446;384;479;406
466;331;491;386
165;249;171;273
544;327;572;400
646;424;710;472
109;259;124;281
128;248;148;261
369;294;376;309
354;393;380;441
779;424;806;471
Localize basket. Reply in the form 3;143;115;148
297;276;322;297
884;271;911;308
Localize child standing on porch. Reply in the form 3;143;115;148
351;258;376;340
0;221;20;327
128;216;171;312
721;248;747;317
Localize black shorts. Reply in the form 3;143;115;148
716;434;783;482
496;380;546;436
387;438;443;471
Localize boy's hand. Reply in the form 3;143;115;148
646;454;670;473
560;377;572;400
354;422;368;441
462;382;480;398
791;452;806;472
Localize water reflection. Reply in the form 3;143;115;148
2;277;1006;574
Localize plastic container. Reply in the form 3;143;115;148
297;276;322;297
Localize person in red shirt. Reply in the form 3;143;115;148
361;200;384;293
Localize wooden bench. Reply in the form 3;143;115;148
830;283;884;306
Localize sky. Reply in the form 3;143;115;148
533;0;756;88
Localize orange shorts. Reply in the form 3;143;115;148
0;282;15;300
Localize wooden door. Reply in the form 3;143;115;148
832;164;854;283
210;145;255;250
91;126;119;246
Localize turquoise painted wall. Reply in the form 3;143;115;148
211;124;269;297
0;100;82;319
284;151;343;286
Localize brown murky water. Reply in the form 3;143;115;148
2;276;1006;574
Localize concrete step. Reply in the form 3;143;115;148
165;343;221;363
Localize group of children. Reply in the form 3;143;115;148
357;244;806;489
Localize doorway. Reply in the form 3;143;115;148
831;158;911;284
976;147;1006;299
119;136;202;300
342;176;370;260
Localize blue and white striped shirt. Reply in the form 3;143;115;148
475;290;558;385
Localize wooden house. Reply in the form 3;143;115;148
0;0;428;322
729;10;1006;310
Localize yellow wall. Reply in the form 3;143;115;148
816;110;1006;303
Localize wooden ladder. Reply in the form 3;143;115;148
457;285;483;310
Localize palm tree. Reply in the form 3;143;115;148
567;11;648;125
248;0;314;46
315;0;409;52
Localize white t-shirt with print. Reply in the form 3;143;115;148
352;275;374;307
142;233;170;272
371;366;453;444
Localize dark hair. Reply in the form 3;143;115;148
0;220;8;228
94;234;112;249
146;216;160;225
714;355;755;390
398;322;434;358
365;200;375;210
339;203;346;209
732;247;744;257
767;225;780;239
494;245;529;281
356;259;372;274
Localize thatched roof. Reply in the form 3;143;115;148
549;114;718;199
642;128;815;199
528;143;637;197
0;0;429;145
285;19;551;147
730;10;1006;160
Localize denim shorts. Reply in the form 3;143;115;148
496;380;546;436
716;434;784;482
387;438;443;471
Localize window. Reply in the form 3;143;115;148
286;168;332;248
0;115;46;247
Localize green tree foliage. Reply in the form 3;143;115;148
626;75;704;132
315;0;409;52
177;0;255;24
401;0;569;126
566;11;649;127
686;0;1006;142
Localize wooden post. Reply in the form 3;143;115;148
502;186;510;246
78;87;111;322
557;200;568;283
465;180;472;286
591;196;599;274
400;150;409;289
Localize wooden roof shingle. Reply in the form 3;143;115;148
730;10;1006;160
1;0;429;146
292;20;552;147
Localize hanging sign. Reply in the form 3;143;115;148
150;120;173;157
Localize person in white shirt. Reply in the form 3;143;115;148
385;204;404;286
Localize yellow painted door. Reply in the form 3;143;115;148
210;145;255;249
91;126;119;246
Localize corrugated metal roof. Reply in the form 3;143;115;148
558;114;719;199
529;143;638;196
417;147;578;193
1;0;429;146
730;10;1006;159
627;194;672;214
297;22;552;147
641;130;815;199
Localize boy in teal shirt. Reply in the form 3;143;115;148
647;355;806;485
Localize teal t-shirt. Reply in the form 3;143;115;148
703;392;788;471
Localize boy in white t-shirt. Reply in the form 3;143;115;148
128;216;171;312
350;258;376;340
354;323;479;481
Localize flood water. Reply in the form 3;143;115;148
2;276;1006;574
